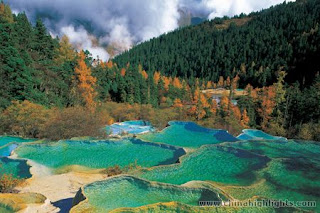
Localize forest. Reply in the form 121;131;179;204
0;0;319;141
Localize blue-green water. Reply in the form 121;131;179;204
237;129;286;141
15;139;185;171
0;157;31;179
137;145;269;185
0;136;36;157
82;176;220;212
106;120;155;135
139;121;238;148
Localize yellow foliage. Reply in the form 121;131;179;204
141;70;148;80
173;98;183;108
153;71;161;84
73;51;97;111
172;77;182;89
55;35;76;64
2;100;50;138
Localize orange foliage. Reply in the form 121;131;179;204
153;71;161;84
241;109;250;127
163;76;171;91
160;96;167;104
232;105;242;121
218;76;224;88
193;87;200;104
213;83;217;89
120;68;126;77
231;75;240;90
258;86;276;129
74;51;97;111
188;106;197;116
141;70;148;80
106;61;113;69
172;77;182;89
220;96;230;115
206;81;213;89
210;99;218;115
200;93;210;108
107;118;114;125
173;98;183;108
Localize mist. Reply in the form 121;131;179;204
6;0;294;60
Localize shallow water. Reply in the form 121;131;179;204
139;121;238;148
0;157;31;179
15;138;185;172
0;205;13;213
217;140;320;212
106;120;154;135
0;136;36;157
237;129;286;141
228;139;320;160
138;145;269;185
82;176;220;212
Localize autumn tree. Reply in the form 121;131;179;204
153;71;161;84
206;81;213;89
0;1;13;23
55;35;76;64
173;98;183;108
210;99;218;115
217;76;224;88
232;105;242;122
120;68;126;76
258;86;276;130
219;95;230;118
172;77;182;89
241;109;250;127
72;51;97;111
141;70;148;80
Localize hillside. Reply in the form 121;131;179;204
114;0;320;88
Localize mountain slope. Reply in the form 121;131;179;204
114;0;320;88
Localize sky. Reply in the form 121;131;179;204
6;0;295;60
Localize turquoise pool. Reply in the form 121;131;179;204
15;138;185;172
76;175;220;212
138;121;238;148
0;136;36;157
137;145;269;185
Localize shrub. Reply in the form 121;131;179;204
0;174;22;193
40;106;111;140
0;100;50;138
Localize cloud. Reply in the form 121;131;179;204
179;0;295;19
6;0;295;61
61;26;110;60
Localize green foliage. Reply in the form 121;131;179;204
114;0;320;88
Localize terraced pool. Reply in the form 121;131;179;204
15;138;185;172
237;129;286;141
0;157;31;179
0;136;36;157
138;121;238;148
72;175;221;212
137;145;269;185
